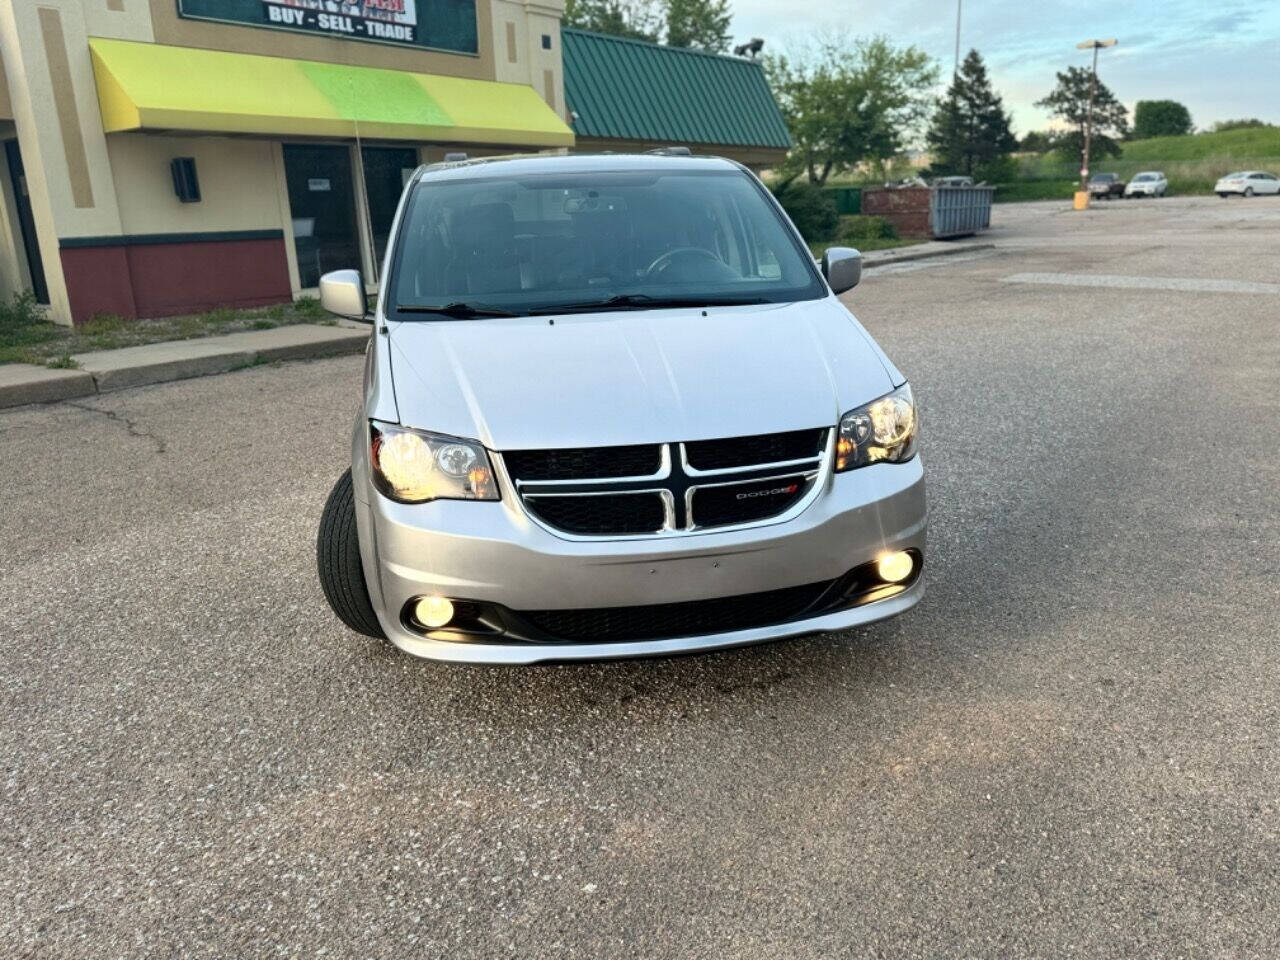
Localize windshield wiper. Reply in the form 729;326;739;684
394;301;521;318
529;294;770;315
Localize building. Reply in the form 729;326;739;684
0;2;789;326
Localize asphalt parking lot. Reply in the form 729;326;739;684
3;195;1278;958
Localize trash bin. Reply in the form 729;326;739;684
862;185;996;239
929;185;996;238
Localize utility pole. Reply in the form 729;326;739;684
1075;39;1117;193
954;0;962;80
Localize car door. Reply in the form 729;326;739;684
1262;174;1280;195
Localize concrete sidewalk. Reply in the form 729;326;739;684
0;323;369;409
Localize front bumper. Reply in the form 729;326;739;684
353;456;927;664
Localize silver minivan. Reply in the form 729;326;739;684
316;153;926;663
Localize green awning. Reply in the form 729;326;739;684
89;37;574;148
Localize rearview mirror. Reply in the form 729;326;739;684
318;269;370;322
822;247;862;294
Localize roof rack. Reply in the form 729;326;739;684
645;146;692;156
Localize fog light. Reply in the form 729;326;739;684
414;596;455;628
876;551;914;584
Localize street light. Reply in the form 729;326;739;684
1076;38;1117;194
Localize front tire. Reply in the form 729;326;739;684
317;469;386;639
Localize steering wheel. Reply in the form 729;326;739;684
645;246;722;279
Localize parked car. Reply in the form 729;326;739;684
1087;173;1125;199
314;153;927;664
1215;171;1280;197
933;176;974;187
1124;171;1167;197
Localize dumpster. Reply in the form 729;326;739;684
861;185;995;239
930;185;996;237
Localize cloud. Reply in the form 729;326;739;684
731;0;1280;133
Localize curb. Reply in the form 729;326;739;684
0;324;369;410
0;365;97;408
862;242;995;268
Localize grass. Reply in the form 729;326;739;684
1002;127;1280;199
0;293;336;367
992;179;1078;203
807;236;924;258
1121;126;1280;162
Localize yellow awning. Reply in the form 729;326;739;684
88;38;575;148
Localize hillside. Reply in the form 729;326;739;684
1121;126;1280;161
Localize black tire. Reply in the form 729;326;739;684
1218;192;1228;198
317;469;385;638
1244;187;1254;197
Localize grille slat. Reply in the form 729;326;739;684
516;579;834;643
504;444;661;481
525;493;665;536
685;428;825;471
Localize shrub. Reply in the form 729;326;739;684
773;183;839;242
0;291;42;332
973;155;1018;184
839;215;897;243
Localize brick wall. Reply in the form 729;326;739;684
860;188;932;238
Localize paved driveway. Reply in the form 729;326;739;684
3;196;1278;957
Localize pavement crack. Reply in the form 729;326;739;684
63;400;166;453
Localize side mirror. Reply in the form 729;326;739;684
318;269;370;322
822;247;862;294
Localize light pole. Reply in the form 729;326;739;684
1076;38;1117;194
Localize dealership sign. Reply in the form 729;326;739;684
177;0;478;54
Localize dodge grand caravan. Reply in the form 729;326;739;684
316;153;927;663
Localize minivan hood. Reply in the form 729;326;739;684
385;299;896;450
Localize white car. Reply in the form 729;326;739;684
1215;171;1280;197
1124;171;1167;197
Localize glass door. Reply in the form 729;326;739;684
283;144;361;289
361;147;419;277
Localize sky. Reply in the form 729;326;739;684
728;0;1280;136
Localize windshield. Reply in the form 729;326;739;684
1091;174;1116;182
1133;174;1155;182
1223;172;1245;179
386;169;825;319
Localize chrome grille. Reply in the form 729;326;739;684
500;428;831;539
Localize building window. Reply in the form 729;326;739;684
282;144;362;289
541;34;552;50
360;146;418;274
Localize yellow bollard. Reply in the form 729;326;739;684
1073;191;1090;210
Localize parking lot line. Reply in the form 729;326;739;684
1001;272;1280;295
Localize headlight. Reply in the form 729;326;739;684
370;422;499;503
836;383;917;472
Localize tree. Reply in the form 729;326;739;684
1210;118;1270;132
1019;130;1057;153
1132;100;1192;139
765;35;938;187
1035;66;1129;162
925;49;1016;177
563;0;660;42
665;0;731;52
